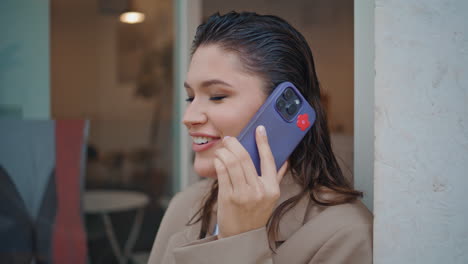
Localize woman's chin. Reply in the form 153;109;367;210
193;161;217;179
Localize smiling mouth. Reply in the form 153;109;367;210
192;136;220;145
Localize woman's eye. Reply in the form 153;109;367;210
210;96;227;101
185;96;226;102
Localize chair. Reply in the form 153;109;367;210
0;120;89;263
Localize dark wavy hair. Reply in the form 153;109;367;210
187;11;362;247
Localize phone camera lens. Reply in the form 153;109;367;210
276;98;286;110
286;103;297;115
283;89;294;100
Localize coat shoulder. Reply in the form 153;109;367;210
274;200;373;263
305;200;373;232
326;201;372;224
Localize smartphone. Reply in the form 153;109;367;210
237;82;316;175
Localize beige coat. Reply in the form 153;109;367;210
148;175;373;264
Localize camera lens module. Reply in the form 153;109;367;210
276;98;286;110
286;103;297;115
283;88;294;100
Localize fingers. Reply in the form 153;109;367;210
221;136;258;187
215;147;247;189
214;158;232;194
255;125;277;181
277;160;289;183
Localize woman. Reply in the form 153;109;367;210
149;11;372;264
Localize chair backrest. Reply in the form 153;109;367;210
0;120;89;264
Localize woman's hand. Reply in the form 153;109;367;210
214;125;288;239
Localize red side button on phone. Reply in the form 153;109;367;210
297;114;310;131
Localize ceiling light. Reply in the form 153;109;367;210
120;11;145;24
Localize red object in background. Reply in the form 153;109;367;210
53;120;88;264
297;113;311;131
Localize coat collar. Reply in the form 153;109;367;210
275;172;310;242
184;173;310;243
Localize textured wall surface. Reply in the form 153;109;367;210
374;0;468;263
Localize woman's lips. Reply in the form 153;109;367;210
192;138;221;152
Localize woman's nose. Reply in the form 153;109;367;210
182;101;208;128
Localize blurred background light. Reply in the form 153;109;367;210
120;11;145;24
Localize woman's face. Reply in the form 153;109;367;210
183;45;267;178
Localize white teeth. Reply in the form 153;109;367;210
193;136;212;145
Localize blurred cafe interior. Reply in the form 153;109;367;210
1;0;355;263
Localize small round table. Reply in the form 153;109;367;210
84;190;149;264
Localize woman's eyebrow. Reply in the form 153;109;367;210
183;81;192;89
184;79;233;90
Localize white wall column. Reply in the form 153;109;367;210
173;0;201;193
354;0;374;211
373;0;468;263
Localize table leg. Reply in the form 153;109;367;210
124;208;145;261
101;208;145;264
102;213;125;264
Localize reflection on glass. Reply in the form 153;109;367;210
51;0;174;262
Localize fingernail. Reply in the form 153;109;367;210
257;125;266;136
223;136;230;141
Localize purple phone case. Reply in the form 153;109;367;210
237;82;316;175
